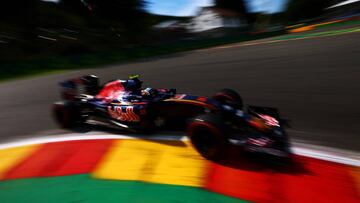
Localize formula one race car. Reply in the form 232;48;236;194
53;75;291;160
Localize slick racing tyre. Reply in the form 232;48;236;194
213;89;243;109
187;114;227;160
52;101;83;128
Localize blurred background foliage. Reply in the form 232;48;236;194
0;0;340;73
286;0;333;22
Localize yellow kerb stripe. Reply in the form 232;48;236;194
92;139;208;187
0;145;39;179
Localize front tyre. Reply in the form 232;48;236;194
187;114;227;160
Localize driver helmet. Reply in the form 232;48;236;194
127;74;143;92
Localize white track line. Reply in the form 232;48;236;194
0;132;359;167
292;147;360;167
0;132;187;150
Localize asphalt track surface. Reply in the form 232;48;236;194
0;31;359;151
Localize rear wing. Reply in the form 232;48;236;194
59;79;81;101
59;75;99;100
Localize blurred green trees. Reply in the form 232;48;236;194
0;0;39;24
214;0;247;14
87;0;148;33
0;0;147;30
214;0;256;23
0;0;342;61
0;0;150;59
286;0;333;22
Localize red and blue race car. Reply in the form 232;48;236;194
53;75;291;160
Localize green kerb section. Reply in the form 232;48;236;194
274;27;360;41
316;18;360;29
0;174;248;203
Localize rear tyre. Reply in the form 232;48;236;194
213;89;243;109
52;101;83;128
187;114;227;160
